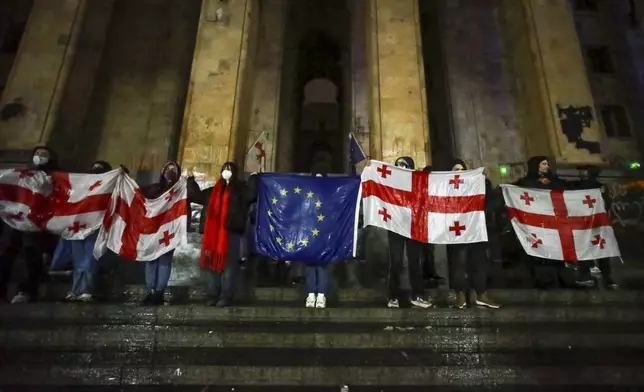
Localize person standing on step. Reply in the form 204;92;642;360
386;157;433;309
188;162;257;307
514;156;575;289
573;165;618;289
58;160;113;302
0;146;59;304
140;161;182;305
447;159;500;309
420;165;444;286
304;172;332;309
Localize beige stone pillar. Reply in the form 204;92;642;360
0;0;86;150
502;0;604;165
366;0;430;167
179;0;259;179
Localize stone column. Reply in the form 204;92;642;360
179;0;260;180
351;0;371;159
366;0;430;167
245;0;286;172
0;0;86;150
502;0;604;165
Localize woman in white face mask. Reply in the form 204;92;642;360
187;161;258;307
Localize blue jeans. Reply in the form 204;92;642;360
206;261;237;302
305;264;329;294
70;233;100;296
145;251;174;291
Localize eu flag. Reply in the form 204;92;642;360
255;174;361;263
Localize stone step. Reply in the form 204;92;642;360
3;324;643;351
1;364;643;387
1;303;643;325
39;282;644;305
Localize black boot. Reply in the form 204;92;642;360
141;291;156;305
153;290;166;305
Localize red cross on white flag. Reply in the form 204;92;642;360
46;170;120;240
93;175;188;261
0;169;52;232
500;185;621;261
361;160;488;244
245;132;267;173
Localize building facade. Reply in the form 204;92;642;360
0;0;642;182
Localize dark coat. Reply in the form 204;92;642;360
141;161;182;199
514;156;568;190
187;174;258;235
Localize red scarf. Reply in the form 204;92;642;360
199;180;230;272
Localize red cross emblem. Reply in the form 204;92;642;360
159;230;176;247
88;180;102;191
254;141;266;161
582;195;597;209
591;234;606;249
449;221;466;236
530;233;543;248
362;172;484;242
377;165;392;179
520;192;534;206
165;189;177;202
68;221;87;233
449;175;464;190
15;169;35;179
378;207;392;222
507;190;611;261
108;190;187;259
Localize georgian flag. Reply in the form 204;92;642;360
245;131;267;173
361;160;487;244
46;169;120;240
94;175;188;261
0;169;52;232
500;185;620;261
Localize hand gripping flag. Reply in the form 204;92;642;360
0;168;52;232
500;185;620;261
255;174;362;263
94;175;188;261
47;169;120;240
361;161;487;244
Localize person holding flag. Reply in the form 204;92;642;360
187;162;257;307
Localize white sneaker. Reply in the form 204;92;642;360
411;296;433;309
387;299;399;308
77;294;93;302
590;266;602;277
64;293;77;302
11;292;31;304
305;293;316;308
315;293;326;308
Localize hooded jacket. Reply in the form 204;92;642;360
142;161;182;199
90;161;112;174
515;156;566;190
187;162;258;235
395;156;415;170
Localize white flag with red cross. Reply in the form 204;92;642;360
361;160;487;244
0;169;52;232
245;132;267;173
46;169;120;240
500;185;620;261
93;174;188;261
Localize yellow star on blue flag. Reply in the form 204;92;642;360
256;173;361;263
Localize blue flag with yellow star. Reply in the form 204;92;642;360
255;174;361;263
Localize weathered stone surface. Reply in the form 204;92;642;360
81;0;200;172
180;0;259;180
0;0;84;150
501;0;603;165
443;0;524;175
367;0;430;167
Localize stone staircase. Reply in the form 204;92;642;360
1;285;644;391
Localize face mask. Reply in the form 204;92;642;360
163;170;177;182
33;155;48;166
222;169;232;181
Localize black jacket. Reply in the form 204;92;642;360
514;156;567;190
187;174;258;235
